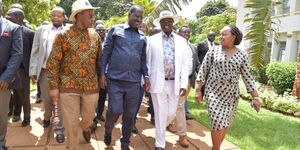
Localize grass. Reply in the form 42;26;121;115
187;89;300;150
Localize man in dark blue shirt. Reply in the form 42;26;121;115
99;5;150;150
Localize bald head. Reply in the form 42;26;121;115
6;8;25;25
207;31;216;42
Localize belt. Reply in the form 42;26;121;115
165;77;175;80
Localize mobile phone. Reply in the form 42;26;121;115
251;104;259;112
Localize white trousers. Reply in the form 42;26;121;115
151;80;179;148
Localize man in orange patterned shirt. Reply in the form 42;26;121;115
47;0;101;149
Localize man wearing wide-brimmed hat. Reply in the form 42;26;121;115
47;0;101;149
146;10;192;150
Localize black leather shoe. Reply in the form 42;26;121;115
90;121;97;133
132;125;138;134
55;134;65;143
121;146;130;150
12;116;21;122
96;115;105;122
35;98;42;103
83;130;91;142
21;119;30;127
154;147;164;150
0;146;8;150
104;133;112;146
186;116;194;120
43;120;50;128
7;110;13;116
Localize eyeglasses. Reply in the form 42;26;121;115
81;13;96;19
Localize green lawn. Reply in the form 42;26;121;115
187;89;300;150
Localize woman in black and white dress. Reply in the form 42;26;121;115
195;25;261;150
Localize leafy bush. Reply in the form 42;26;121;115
250;66;268;84
266;62;297;94
240;81;300;117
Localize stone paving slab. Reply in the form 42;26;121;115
6;95;240;150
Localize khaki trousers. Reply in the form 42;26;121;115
60;92;98;150
175;81;192;136
0;89;11;146
39;69;64;134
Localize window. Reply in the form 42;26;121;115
265;42;272;63
278;41;286;61
282;0;291;14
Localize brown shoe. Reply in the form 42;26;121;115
167;123;176;133
83;130;91;143
178;136;189;148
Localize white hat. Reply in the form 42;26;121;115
153;10;180;27
69;0;99;22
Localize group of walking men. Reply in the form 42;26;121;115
0;0;219;150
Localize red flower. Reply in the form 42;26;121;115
2;32;9;37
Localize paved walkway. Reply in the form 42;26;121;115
6;96;240;150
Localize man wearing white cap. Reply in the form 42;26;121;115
146;11;192;150
47;0;101;149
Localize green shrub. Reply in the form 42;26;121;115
266;61;297;94
239;81;300;117
250;66;268;84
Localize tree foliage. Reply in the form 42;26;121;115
196;0;230;19
2;0;59;29
244;0;281;67
189;9;236;44
145;0;192;28
58;0;132;21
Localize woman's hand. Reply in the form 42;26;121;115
251;98;261;112
195;91;202;104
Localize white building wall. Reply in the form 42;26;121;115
236;0;300;62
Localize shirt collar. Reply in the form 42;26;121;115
207;40;214;44
162;31;174;38
123;22;144;35
50;23;64;30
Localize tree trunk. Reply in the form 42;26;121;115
292;43;300;102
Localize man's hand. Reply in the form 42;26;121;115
30;75;38;83
143;77;151;92
100;75;107;89
49;89;60;101
0;80;9;90
179;88;187;96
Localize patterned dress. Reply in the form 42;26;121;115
197;45;256;130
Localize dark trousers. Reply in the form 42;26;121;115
133;87;144;125
13;68;31;120
147;92;154;117
97;88;107;117
105;79;141;147
37;81;41;99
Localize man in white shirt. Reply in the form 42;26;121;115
29;6;66;144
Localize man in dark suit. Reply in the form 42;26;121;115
197;31;219;64
0;0;23;149
6;8;34;127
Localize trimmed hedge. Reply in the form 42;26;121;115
250;66;268;84
265;62;297;94
240;81;300;117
